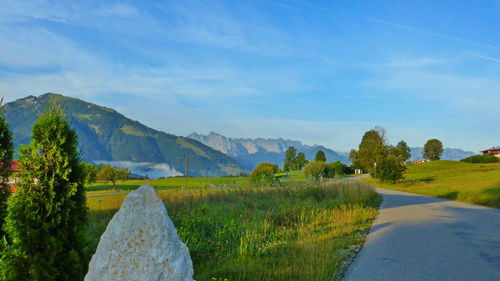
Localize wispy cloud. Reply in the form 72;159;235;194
386;57;448;68
366;17;500;52
462;52;500;64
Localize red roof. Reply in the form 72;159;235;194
8;160;19;173
480;147;500;153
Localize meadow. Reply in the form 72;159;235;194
86;181;380;281
85;170;360;194
363;160;500;208
86;176;247;193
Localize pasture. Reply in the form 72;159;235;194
364;160;500;208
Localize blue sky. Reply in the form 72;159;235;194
0;0;499;152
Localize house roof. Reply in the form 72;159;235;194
480;146;500;153
8;160;19;173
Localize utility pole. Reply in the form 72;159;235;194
184;157;189;190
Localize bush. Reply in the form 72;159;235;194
324;163;335;179
376;155;406;183
250;163;279;187
304;161;326;182
461;154;499;163
330;161;347;176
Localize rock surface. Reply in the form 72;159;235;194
84;184;195;281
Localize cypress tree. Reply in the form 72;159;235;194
1;105;88;281
0;102;14;240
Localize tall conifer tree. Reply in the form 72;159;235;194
0;101;14;240
1;104;88;281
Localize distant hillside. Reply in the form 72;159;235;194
187;132;349;170
5;94;245;177
409;147;477;161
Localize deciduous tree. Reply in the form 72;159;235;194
377;155;406;183
357;128;388;176
314;150;326;162
284;146;297;172
81;162;97;185
349;149;361;169
96;164;130;191
394;141;411;161
423;139;443;161
295;152;307;170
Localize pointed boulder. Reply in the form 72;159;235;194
85;184;195;281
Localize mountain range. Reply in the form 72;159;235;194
188;132;478;169
4;94;245;177
4;94;478;177
409;147;476;162
187;132;349;170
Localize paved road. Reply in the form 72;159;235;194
343;188;500;281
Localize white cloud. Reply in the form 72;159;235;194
93;161;182;178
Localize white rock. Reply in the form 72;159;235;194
85;184;195;281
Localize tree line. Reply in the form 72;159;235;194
349;127;444;183
81;162;131;191
251;147;353;186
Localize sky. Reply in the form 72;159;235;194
0;0;499;152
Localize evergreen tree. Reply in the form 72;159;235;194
283;146;297;172
0;102;13;241
423;139;443;161
314;150;326;162
1;105;88;281
295;152;307;170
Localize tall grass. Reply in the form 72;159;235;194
86;182;380;281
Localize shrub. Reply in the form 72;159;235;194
250;163;279;187
324;163;335;179
330;161;347;177
376;155;406;183
461;154;499;163
304;161;326;182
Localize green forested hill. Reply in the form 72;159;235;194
4;93;245;177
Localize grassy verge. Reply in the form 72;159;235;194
87;181;380;281
363;160;500;208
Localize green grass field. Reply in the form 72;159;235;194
86;176;249;193
86;181;380;281
364;160;500;208
86;170;360;194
